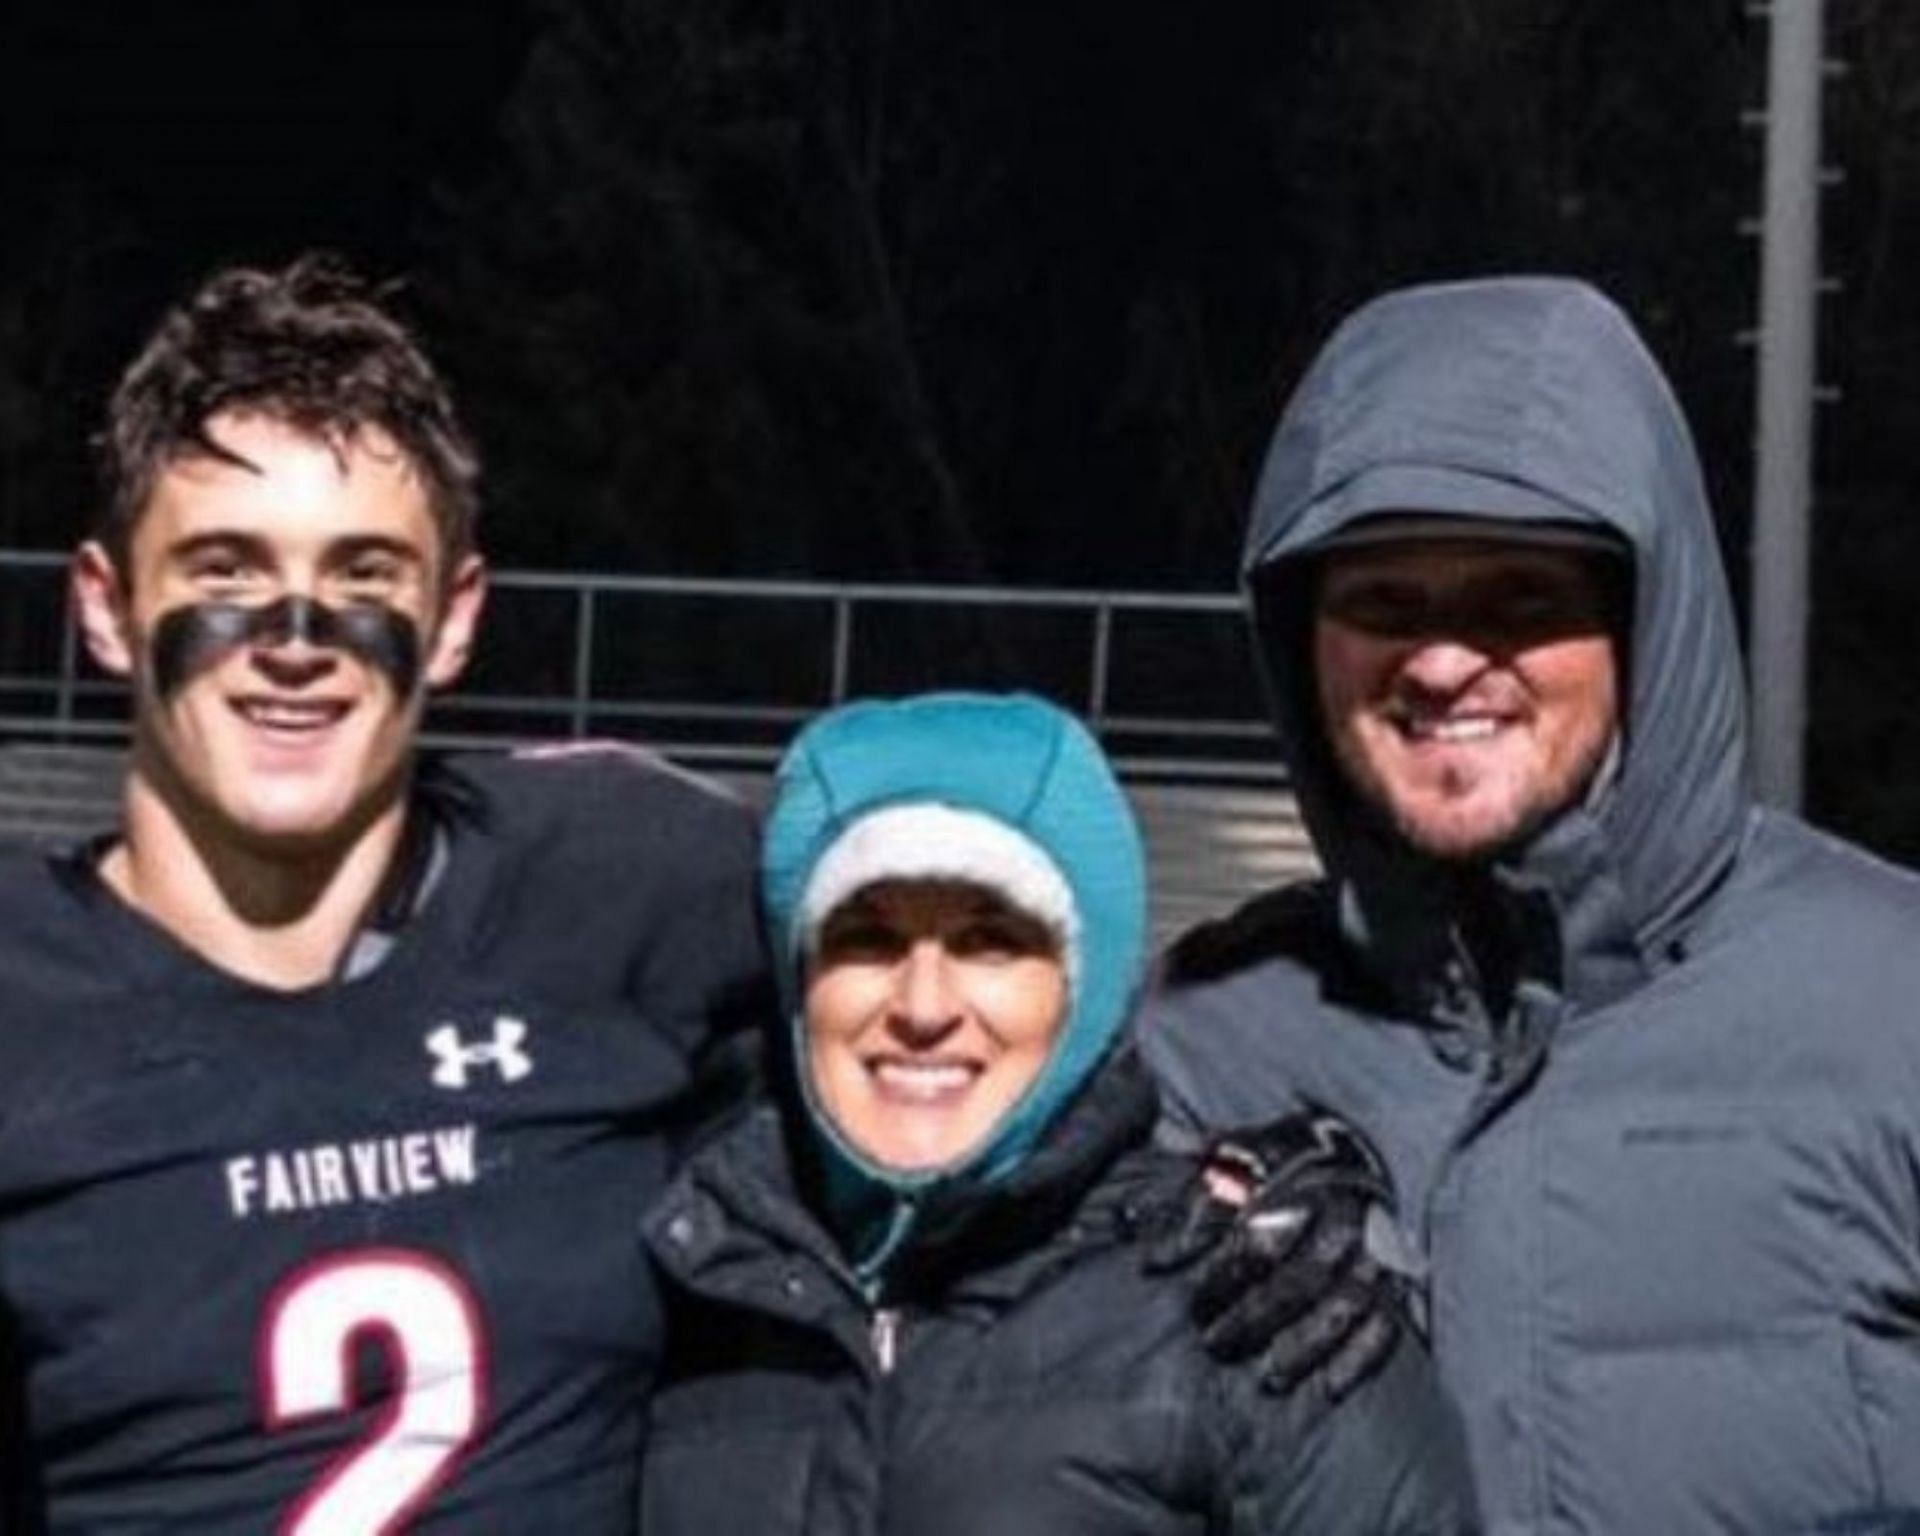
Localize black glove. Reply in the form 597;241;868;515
1145;1106;1410;1402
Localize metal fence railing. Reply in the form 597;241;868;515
0;549;1283;781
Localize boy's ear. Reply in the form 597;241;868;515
72;541;135;678
424;553;488;691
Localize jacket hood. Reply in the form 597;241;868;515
1244;278;1750;1009
760;691;1148;1277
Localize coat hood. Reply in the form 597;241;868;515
760;691;1148;1277
1244;278;1750;1012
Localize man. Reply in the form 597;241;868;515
0;256;1383;1530
1138;277;1920;1533
0;256;768;1529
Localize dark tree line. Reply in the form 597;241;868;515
418;0;1757;587
0;0;1916;859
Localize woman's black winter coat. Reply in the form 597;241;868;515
640;1051;1476;1534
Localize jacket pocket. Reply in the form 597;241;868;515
1537;1103;1886;1530
639;1427;818;1534
1554;1325;1875;1533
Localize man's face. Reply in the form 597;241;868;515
1312;537;1621;861
75;411;484;859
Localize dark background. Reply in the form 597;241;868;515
1;1;1916;861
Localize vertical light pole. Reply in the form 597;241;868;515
1748;0;1827;810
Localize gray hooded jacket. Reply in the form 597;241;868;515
1137;278;1920;1534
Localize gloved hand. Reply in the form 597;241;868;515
1144;1106;1412;1401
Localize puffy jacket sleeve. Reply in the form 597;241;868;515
1212;1339;1479;1535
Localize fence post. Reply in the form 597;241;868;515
830;596;854;702
1088;603;1114;727
570;586;597;738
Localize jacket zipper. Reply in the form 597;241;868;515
870;1305;902;1374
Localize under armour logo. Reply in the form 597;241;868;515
426;1017;534;1090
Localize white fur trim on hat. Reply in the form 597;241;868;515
798;804;1079;980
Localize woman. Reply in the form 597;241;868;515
641;692;1474;1533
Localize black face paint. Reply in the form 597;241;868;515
150;596;423;700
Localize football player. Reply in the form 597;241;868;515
0;256;768;1530
0;255;1399;1532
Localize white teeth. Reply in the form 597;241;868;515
1406;716;1501;743
871;1061;977;1100
1433;717;1500;742
239;700;346;730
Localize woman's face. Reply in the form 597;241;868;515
805;879;1068;1172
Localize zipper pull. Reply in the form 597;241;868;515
870;1306;902;1374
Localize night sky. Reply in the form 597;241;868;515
2;2;1916;857
2;2;528;332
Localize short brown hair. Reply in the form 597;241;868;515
97;254;480;566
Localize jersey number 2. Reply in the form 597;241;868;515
261;1248;487;1535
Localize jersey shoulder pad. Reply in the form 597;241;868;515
509;739;743;802
428;745;757;887
437;743;752;829
0;844;106;966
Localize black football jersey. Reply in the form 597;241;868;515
0;746;769;1533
